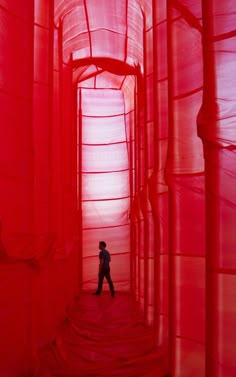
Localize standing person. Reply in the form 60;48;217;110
93;241;115;297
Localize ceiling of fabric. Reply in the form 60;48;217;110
54;0;151;72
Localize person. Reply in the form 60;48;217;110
93;241;115;297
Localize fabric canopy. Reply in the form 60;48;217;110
0;0;235;376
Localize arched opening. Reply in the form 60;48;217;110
73;60;139;294
55;0;145;298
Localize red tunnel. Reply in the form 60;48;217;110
0;1;235;376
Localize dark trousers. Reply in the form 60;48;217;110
97;267;114;294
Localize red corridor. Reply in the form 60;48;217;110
0;1;235;376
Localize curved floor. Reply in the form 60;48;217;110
37;291;168;377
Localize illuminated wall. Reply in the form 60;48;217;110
0;0;235;376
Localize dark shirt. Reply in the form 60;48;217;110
99;249;111;269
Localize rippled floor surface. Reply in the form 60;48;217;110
38;291;168;377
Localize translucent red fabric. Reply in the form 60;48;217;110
38;292;168;377
0;0;235;376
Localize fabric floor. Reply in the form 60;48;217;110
37;291;168;377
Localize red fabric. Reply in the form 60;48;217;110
37;292;168;377
0;0;235;376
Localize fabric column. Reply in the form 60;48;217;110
149;0;169;350
166;1;206;375
199;1;236;375
0;2;34;375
